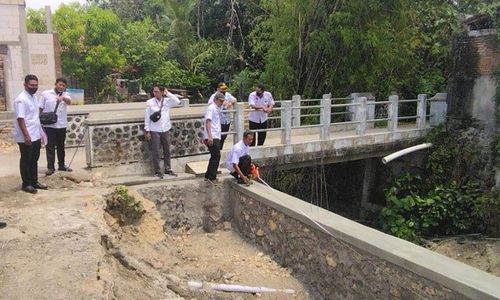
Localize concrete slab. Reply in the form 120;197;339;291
185;160;209;175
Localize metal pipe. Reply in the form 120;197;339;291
382;143;433;164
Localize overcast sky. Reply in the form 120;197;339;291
25;0;86;10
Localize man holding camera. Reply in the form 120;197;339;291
144;85;180;179
39;77;72;176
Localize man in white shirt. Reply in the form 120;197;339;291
248;83;274;146
203;92;225;183
39;77;72;175
13;74;47;193
144;85;181;179
226;130;254;185
208;82;237;149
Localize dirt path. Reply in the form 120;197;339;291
0;171;310;299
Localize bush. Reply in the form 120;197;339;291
105;185;145;225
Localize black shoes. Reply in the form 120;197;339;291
58;166;72;172
0;222;6;229
46;168;55;176
33;182;48;190
154;172;164;179
22;185;37;194
165;170;177;177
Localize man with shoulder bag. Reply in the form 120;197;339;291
39;77;72;175
144;85;180;179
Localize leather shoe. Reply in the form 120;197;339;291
45;168;55;176
22;185;37;194
33;182;48;190
58;166;72;172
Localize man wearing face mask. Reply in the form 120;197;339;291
248;83;274;146
13;74;47;193
40;77;72;175
208;82;237;149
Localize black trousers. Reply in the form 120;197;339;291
220;123;230;150
205;139;221;180
249;120;268;146
18;139;41;188
230;155;252;179
45;127;67;169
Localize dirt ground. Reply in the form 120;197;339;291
0;168;309;299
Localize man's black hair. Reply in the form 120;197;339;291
24;74;38;83
55;77;67;85
256;83;265;91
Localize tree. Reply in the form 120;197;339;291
26;8;47;33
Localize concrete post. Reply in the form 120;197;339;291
388;95;399;131
320;94;331;140
417;94;427;130
429;93;447;126
291;95;301;127
44;6;53;33
355;96;367;135
181;98;190;108
234;102;244;142
281;101;292;145
348;93;359;122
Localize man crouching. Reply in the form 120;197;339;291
226;130;254;185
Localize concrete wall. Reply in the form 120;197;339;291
27;33;57;93
0;1;58;111
229;182;500;299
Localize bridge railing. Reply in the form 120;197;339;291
227;93;445;144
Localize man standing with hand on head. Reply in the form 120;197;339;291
13;74;47;193
144;85;181;179
40;77;72;175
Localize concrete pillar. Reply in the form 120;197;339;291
430;93;447;126
181;98;190;108
320;94;331;140
18;4;30;76
291;95;301;127
417;94;427;130
234;102;244;142
360;158;380;220
348;93;359;122
366;96;375;129
45;6;53;33
388;95;399;131
281;100;292;145
355;96;367;135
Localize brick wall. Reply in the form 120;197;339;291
470;34;499;76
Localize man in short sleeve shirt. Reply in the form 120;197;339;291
226;130;254;185
13;74;47;193
39;77;72;175
203;92;225;183
248;83;274;146
208;82;237;149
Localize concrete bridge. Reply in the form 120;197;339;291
77;92;448;176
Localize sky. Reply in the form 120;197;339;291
25;0;86;10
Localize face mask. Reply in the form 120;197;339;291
27;87;38;95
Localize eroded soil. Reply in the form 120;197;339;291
0;171;309;299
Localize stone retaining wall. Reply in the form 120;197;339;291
229;183;500;299
86;118;207;167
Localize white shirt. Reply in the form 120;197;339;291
208;91;235;125
226;140;250;172
203;103;222;140
248;91;275;123
39;89;72;128
13;90;41;143
144;92;181;133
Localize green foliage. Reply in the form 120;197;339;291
380;125;497;241
381;178;485;241
26;8;47;33
142;60;209;93
106;185;145;224
119;18;168;78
